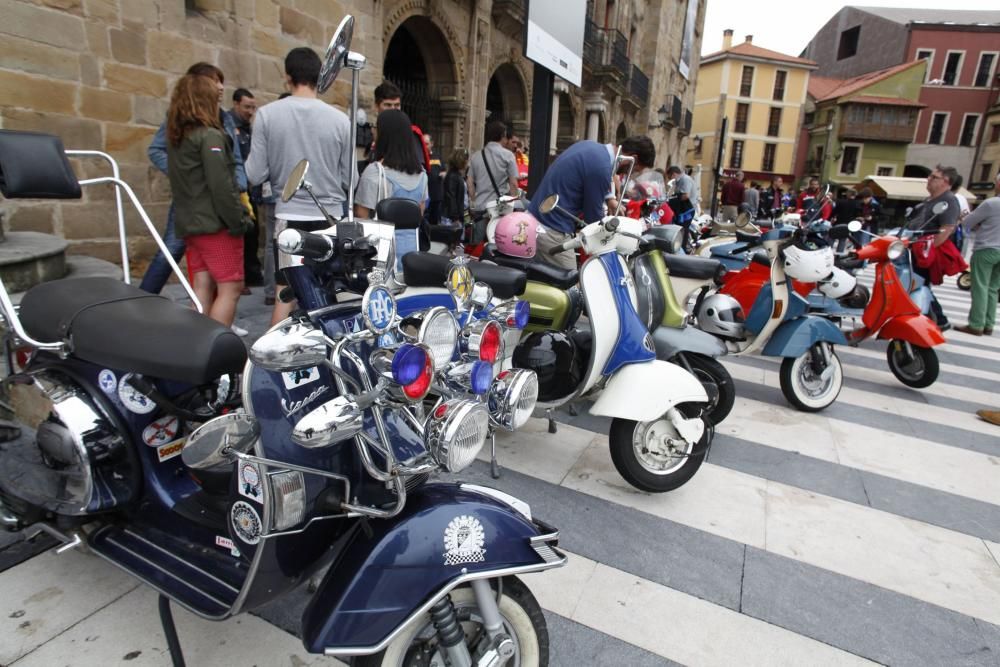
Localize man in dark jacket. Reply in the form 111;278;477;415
228;88;264;288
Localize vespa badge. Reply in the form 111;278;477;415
361;285;396;335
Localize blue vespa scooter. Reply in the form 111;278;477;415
0;16;564;667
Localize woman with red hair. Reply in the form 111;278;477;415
165;74;249;327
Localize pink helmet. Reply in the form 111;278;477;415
494;211;539;259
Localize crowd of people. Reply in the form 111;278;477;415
144;45;999;394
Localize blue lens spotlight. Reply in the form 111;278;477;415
511;300;530;329
392;344;427;385
470;360;494;395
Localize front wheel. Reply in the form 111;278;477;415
957;271;972;291
608;409;711;493
679;353;735;425
779;345;843;412
886;340;939;388
356;576;548;667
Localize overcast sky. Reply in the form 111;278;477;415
702;0;992;57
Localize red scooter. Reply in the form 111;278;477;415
844;227;945;387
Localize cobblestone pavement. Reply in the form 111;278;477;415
2;274;999;666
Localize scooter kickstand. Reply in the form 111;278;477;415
158;595;186;667
489;433;501;479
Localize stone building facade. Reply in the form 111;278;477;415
0;0;704;263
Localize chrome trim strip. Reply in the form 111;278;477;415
322;557;567;657
122;529;241;594
100;536;233;616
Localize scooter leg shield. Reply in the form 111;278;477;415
762;317;848;358
589;360;708;423
876;314;946;347
652;325;728;360
300;483;563;657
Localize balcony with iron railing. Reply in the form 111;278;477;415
583;21;630;93
625;64;649;109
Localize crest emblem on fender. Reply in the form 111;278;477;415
362;285;396;334
443;515;486;565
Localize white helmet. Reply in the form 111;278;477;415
782;244;834;283
818;266;857;299
697;294;746;340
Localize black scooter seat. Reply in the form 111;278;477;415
662;254;725;281
427;225;463;245
836;256;865;272
735;231;761;244
402;252;527;298
488;254;579;291
19;277;247;385
750;249;771;267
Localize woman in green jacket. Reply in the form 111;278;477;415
166;74;248;327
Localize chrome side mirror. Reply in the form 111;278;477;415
932;201;949;216
469;281;493;309
539;194;559;214
282;159;309;202
317;15;354;94
250;322;328;372
182;412;259;471
847;220;863;232
291;396;363;448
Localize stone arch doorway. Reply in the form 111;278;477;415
555;90;575;153
384;16;459;156
615;121;628;145
486;63;529;138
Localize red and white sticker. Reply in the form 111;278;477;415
156;439;185;463
238;462;263;502
142;416;180;448
215;535;240;557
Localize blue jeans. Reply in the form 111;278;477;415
139;204;186;294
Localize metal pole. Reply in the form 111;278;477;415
346;62;362;222
710;117;728;219
527;63;555;198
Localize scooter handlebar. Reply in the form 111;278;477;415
548;236;583;255
277;228;335;261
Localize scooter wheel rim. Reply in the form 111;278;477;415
793;350;840;406
631;418;692;475
888;344;926;382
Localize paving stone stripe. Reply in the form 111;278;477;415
709;433;1000;542
450;460;1000;665
726;352;993;416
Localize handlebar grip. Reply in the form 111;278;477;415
548;237;580;255
276;228;334;261
603;218;620;232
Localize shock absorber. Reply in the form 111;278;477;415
429;594;465;649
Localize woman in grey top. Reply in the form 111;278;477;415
955;174;1000;336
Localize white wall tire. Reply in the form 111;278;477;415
779;346;843;412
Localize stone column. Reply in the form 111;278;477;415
550;86;562;155
586;112;600;141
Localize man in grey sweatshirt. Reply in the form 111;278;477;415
246;47;356;325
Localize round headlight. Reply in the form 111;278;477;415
425;399;490;472
887;240;905;261
488;369;539;431
408;307;458;372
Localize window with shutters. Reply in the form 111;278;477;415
772;70;787;101
739;66;754;97
734;103;749;133
942;51;963;86
975;53;997;87
767;108;782;137
761;144;776;172
928;113;948;145
959;115;980;147
729;140;744;169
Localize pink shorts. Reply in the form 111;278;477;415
186;229;244;283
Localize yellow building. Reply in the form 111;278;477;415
687;31;817;208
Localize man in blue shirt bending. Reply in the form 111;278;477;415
527;140;613;270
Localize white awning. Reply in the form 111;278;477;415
857;176;975;202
